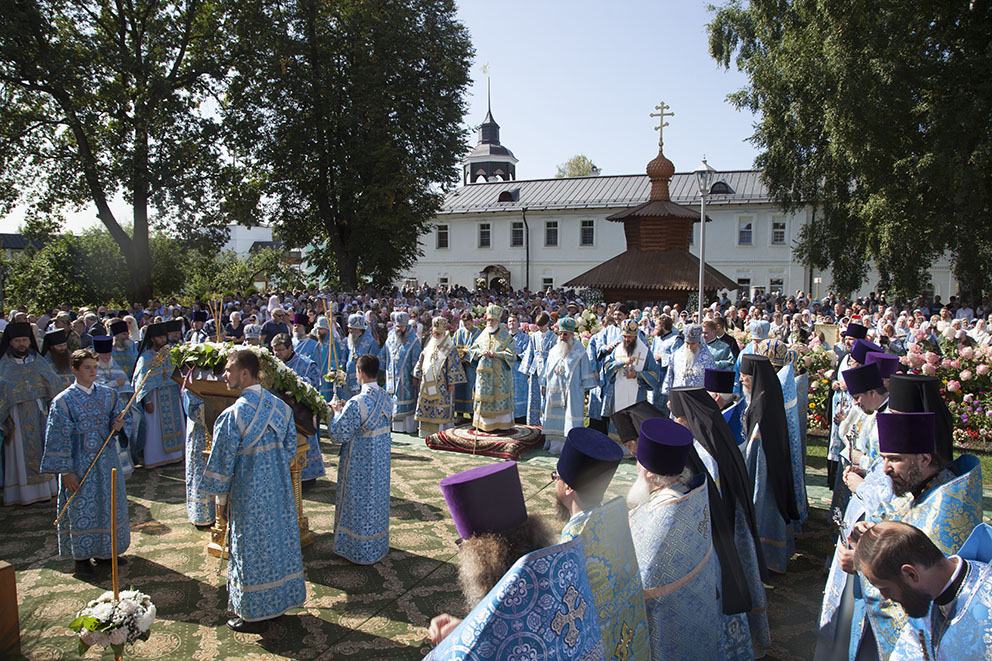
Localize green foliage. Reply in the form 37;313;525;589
554;154;599;178
708;0;992;298
223;0;474;288
0;0;236;299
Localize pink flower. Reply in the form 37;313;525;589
951;359;962;370
803;355;813;367
941;359;953;369
947;380;961;392
925;352;939;365
960;370;973;382
977;364;990;376
961;346;975;360
922;363;937;376
964;393;975;403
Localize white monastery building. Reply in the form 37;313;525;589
402;106;959;301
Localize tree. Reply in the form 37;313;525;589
0;0;236;300
223;0;473;289
555;154;599;178
708;0;992;298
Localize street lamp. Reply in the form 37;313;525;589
694;157;735;319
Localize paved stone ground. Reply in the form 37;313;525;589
3;431;990;660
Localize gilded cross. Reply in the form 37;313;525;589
614;623;634;661
551;585;588;647
650;102;675;149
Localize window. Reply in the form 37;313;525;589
545;221;558;247
772;217;786;245
580;219;595;246
511;221;524;247
752;286;766;297
542;277;554;290
436;224;449;249
688;224;694;245
769;277;784;294
738;217;753;245
438;277;449;287
478;223;491;248
736;277;751;291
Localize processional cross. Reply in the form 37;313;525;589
650;102;675;149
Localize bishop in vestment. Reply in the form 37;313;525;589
343;314;378;399
378;311;422;434
41;349;130;578
0;322;63;505
468;305;516;432
412;318;466;438
329;354;392;564
541;318;596;454
199;350;305;633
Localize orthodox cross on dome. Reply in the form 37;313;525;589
650;101;675;149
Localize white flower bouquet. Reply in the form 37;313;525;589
68;588;155;657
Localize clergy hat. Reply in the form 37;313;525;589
244;325;261;340
684;323;703;343
390;311;410;326
146;322;169;339
740;353;770;375
844;323;868;340
485;304;504;320
851;339;883;365
315;316;330;331
865;351;900;379
610;400;665;446
440;462;527;539
293;312;309;326
637;417;694;476
558;317;577;333
192;310;208;322
347;313;367;330
165;319;183;334
755;339;794;368
842;363;884;395
556;428;623;505
620;319;639;337
889;374;942;412
704;369;736;394
92;336;113;354
109;320;129;336
431;317;449;332
877;412;935;455
0;322;39;357
749;320;771;340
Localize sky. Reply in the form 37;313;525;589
1;0;759;234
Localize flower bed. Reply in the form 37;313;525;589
797;344;839;431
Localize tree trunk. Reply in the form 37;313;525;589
129;119;154;302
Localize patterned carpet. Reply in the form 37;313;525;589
4;432;991;660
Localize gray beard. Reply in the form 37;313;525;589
626;474;653;509
742;384;752;401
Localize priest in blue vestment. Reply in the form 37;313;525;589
507;315;530;423
732;319;771;396
92;336;135;477
706;369;747;446
0;322;63;505
554;427;650;659
110;320;138;380
199;349;305;633
297;316;345;401
826;412;982;660
343;314;378;400
452;311;481;420
378;311;422;435
182;389;214;527
540;318;596;454
518;311;556;425
413;317;466;438
599;319;660;440
740;354;801;574
329;354;392;564
42;329;74;391
184;310;209;344
662;323;716;394
428;461;559;650
41;349;130;578
272;333;325;484
627;416;725;659
587;305;628;434
132;322;185;467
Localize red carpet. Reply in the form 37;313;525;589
425;423;544;460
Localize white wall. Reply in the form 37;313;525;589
221;224;273;257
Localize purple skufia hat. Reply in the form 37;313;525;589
877;412;935;454
865;351;900;378
704;369;735;394
293;312;308;325
636;417;693;476
91;335;113;354
842;363;883;395
845;323;868;340
440;462;527;539
851;339;883;364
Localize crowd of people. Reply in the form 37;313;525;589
2;283;991;658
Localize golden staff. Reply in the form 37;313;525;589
110;467;120;599
53;347;170;526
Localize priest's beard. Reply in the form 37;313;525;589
9;345;29;359
457;517;555;609
49;348;70;372
623;337;636;354
890;459;926;497
626;470;689;509
555;498;571;523
98;357;114;369
742;383;753;401
558;337;573;352
396;329;406;342
894;579;934;618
